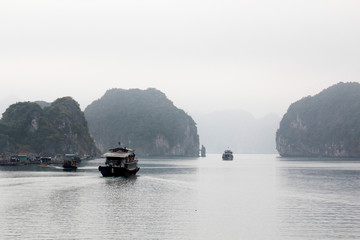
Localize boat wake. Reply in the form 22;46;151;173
140;175;196;189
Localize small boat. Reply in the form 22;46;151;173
98;147;139;177
63;154;79;170
222;149;233;160
40;157;52;166
0;156;20;166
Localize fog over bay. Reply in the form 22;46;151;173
1;0;359;119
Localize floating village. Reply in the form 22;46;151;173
0;143;141;177
0;153;84;170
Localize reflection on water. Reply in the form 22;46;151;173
0;156;359;239
278;158;360;239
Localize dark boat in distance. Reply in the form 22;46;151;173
222;149;234;160
63;154;79;170
40;157;52;166
98;147;139;177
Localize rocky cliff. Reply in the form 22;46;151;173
0;97;100;156
276;82;360;157
84;88;200;156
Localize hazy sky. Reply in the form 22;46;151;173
1;0;359;118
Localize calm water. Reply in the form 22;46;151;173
0;154;359;239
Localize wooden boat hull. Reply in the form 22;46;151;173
98;166;139;177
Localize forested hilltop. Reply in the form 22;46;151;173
276;82;360;157
0;97;100;156
84;88;199;157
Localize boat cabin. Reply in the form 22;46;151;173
10;156;20;164
63;154;80;168
40;157;52;165
104;148;136;168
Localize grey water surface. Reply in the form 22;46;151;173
0;154;359;239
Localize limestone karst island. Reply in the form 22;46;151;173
0;88;200;164
276;82;360;158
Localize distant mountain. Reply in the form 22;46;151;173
194;110;280;154
84;88;200;157
0;97;100;156
276;82;360;157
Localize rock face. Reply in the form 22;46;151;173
84;88;200;157
0;97;100;156
276;82;360;157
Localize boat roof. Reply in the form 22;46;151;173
103;147;135;158
104;152;132;158
110;147;134;153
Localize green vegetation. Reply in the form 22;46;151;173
276;82;360;157
0;97;100;156
84;88;199;156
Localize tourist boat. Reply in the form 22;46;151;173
98;147;139;177
63;154;79;170
222;149;234;160
40;157;52;166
